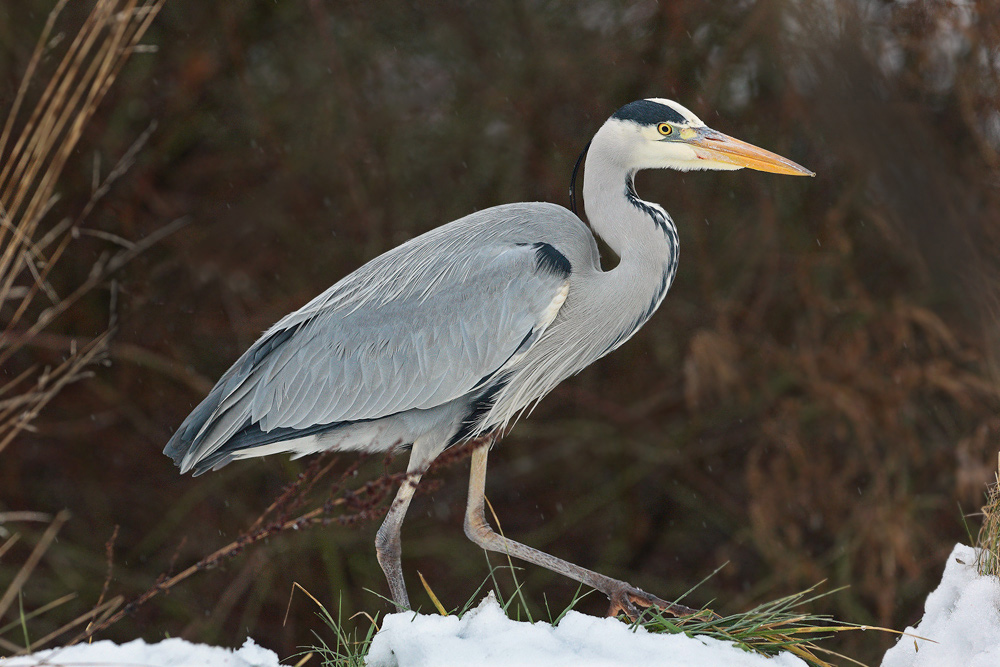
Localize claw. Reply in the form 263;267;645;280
604;585;709;621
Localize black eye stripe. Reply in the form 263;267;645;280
612;99;686;125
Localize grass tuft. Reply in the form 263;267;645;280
975;453;1000;578
312;560;875;667
299;586;379;667
633;584;874;667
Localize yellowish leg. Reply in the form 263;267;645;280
375;465;423;611
463;441;701;619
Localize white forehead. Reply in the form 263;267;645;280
644;98;705;127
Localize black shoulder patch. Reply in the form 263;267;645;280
447;378;508;448
532;242;572;277
612;99;685;126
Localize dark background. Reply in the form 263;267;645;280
3;1;1000;663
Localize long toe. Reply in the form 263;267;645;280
604;585;707;620
606;591;640;619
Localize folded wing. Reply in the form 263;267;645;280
164;234;571;473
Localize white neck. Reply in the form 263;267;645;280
577;125;680;354
480;124;685;430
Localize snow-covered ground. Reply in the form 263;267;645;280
4;543;998;667
880;544;1000;667
2;637;280;667
364;592;806;667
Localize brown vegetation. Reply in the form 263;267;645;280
2;1;1000;664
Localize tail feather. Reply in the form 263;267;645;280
164;381;346;475
162;386;232;472
163;327;297;473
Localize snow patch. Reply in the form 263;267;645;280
881;543;1000;667
3;636;280;667
364;592;809;667
8;544;998;667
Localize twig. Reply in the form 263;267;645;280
70;438;487;645
0;331;111;456
92;526;119;623
0;511;70;622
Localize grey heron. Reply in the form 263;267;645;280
164;98;812;618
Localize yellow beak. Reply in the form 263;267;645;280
687;128;814;176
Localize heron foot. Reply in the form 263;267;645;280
604;584;706;621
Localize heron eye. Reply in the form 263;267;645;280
657;123;673;136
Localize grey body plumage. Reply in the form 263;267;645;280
164;202;614;474
164;98;812;616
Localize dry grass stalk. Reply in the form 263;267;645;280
65;438;484;649
0;511;77;654
975;453;1000;578
0;0;165;455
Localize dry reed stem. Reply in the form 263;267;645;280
0;0;168;655
0;0;165;454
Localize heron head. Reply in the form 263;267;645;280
602;98;814;176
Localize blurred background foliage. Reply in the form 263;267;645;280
2;0;999;663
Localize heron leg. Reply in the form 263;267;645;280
463;442;703;620
375;464;424;611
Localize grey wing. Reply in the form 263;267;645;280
164;239;571;473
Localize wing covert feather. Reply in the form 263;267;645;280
242;241;568;432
